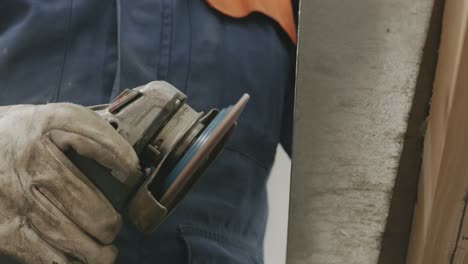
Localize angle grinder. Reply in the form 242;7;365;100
67;81;249;233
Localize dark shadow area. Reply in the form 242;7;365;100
0;256;24;264
378;0;445;263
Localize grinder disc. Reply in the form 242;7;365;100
160;94;250;208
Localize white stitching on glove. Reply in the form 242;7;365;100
0;103;140;264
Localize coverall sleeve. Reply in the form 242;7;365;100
280;0;298;158
280;78;295;157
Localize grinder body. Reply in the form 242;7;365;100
68;81;248;233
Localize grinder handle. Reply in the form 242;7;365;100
65;149;139;212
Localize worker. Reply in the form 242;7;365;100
0;0;297;263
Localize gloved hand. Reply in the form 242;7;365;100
0;103;140;264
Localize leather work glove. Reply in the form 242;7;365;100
0;103;140;264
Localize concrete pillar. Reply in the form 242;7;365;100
286;0;440;263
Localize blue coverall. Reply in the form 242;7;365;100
0;1;295;263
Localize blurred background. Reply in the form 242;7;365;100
264;145;291;264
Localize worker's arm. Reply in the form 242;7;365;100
280;82;295;157
0;103;140;264
280;46;296;157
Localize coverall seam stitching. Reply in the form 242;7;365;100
157;0;173;81
167;1;174;80
179;225;261;256
178;227;193;264
110;0;122;99
184;0;193;94
224;147;270;171
156;1;164;79
100;6;116;102
54;0;74;102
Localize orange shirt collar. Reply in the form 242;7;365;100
206;0;297;44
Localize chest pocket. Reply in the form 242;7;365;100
181;0;295;169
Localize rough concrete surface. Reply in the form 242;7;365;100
286;0;436;263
